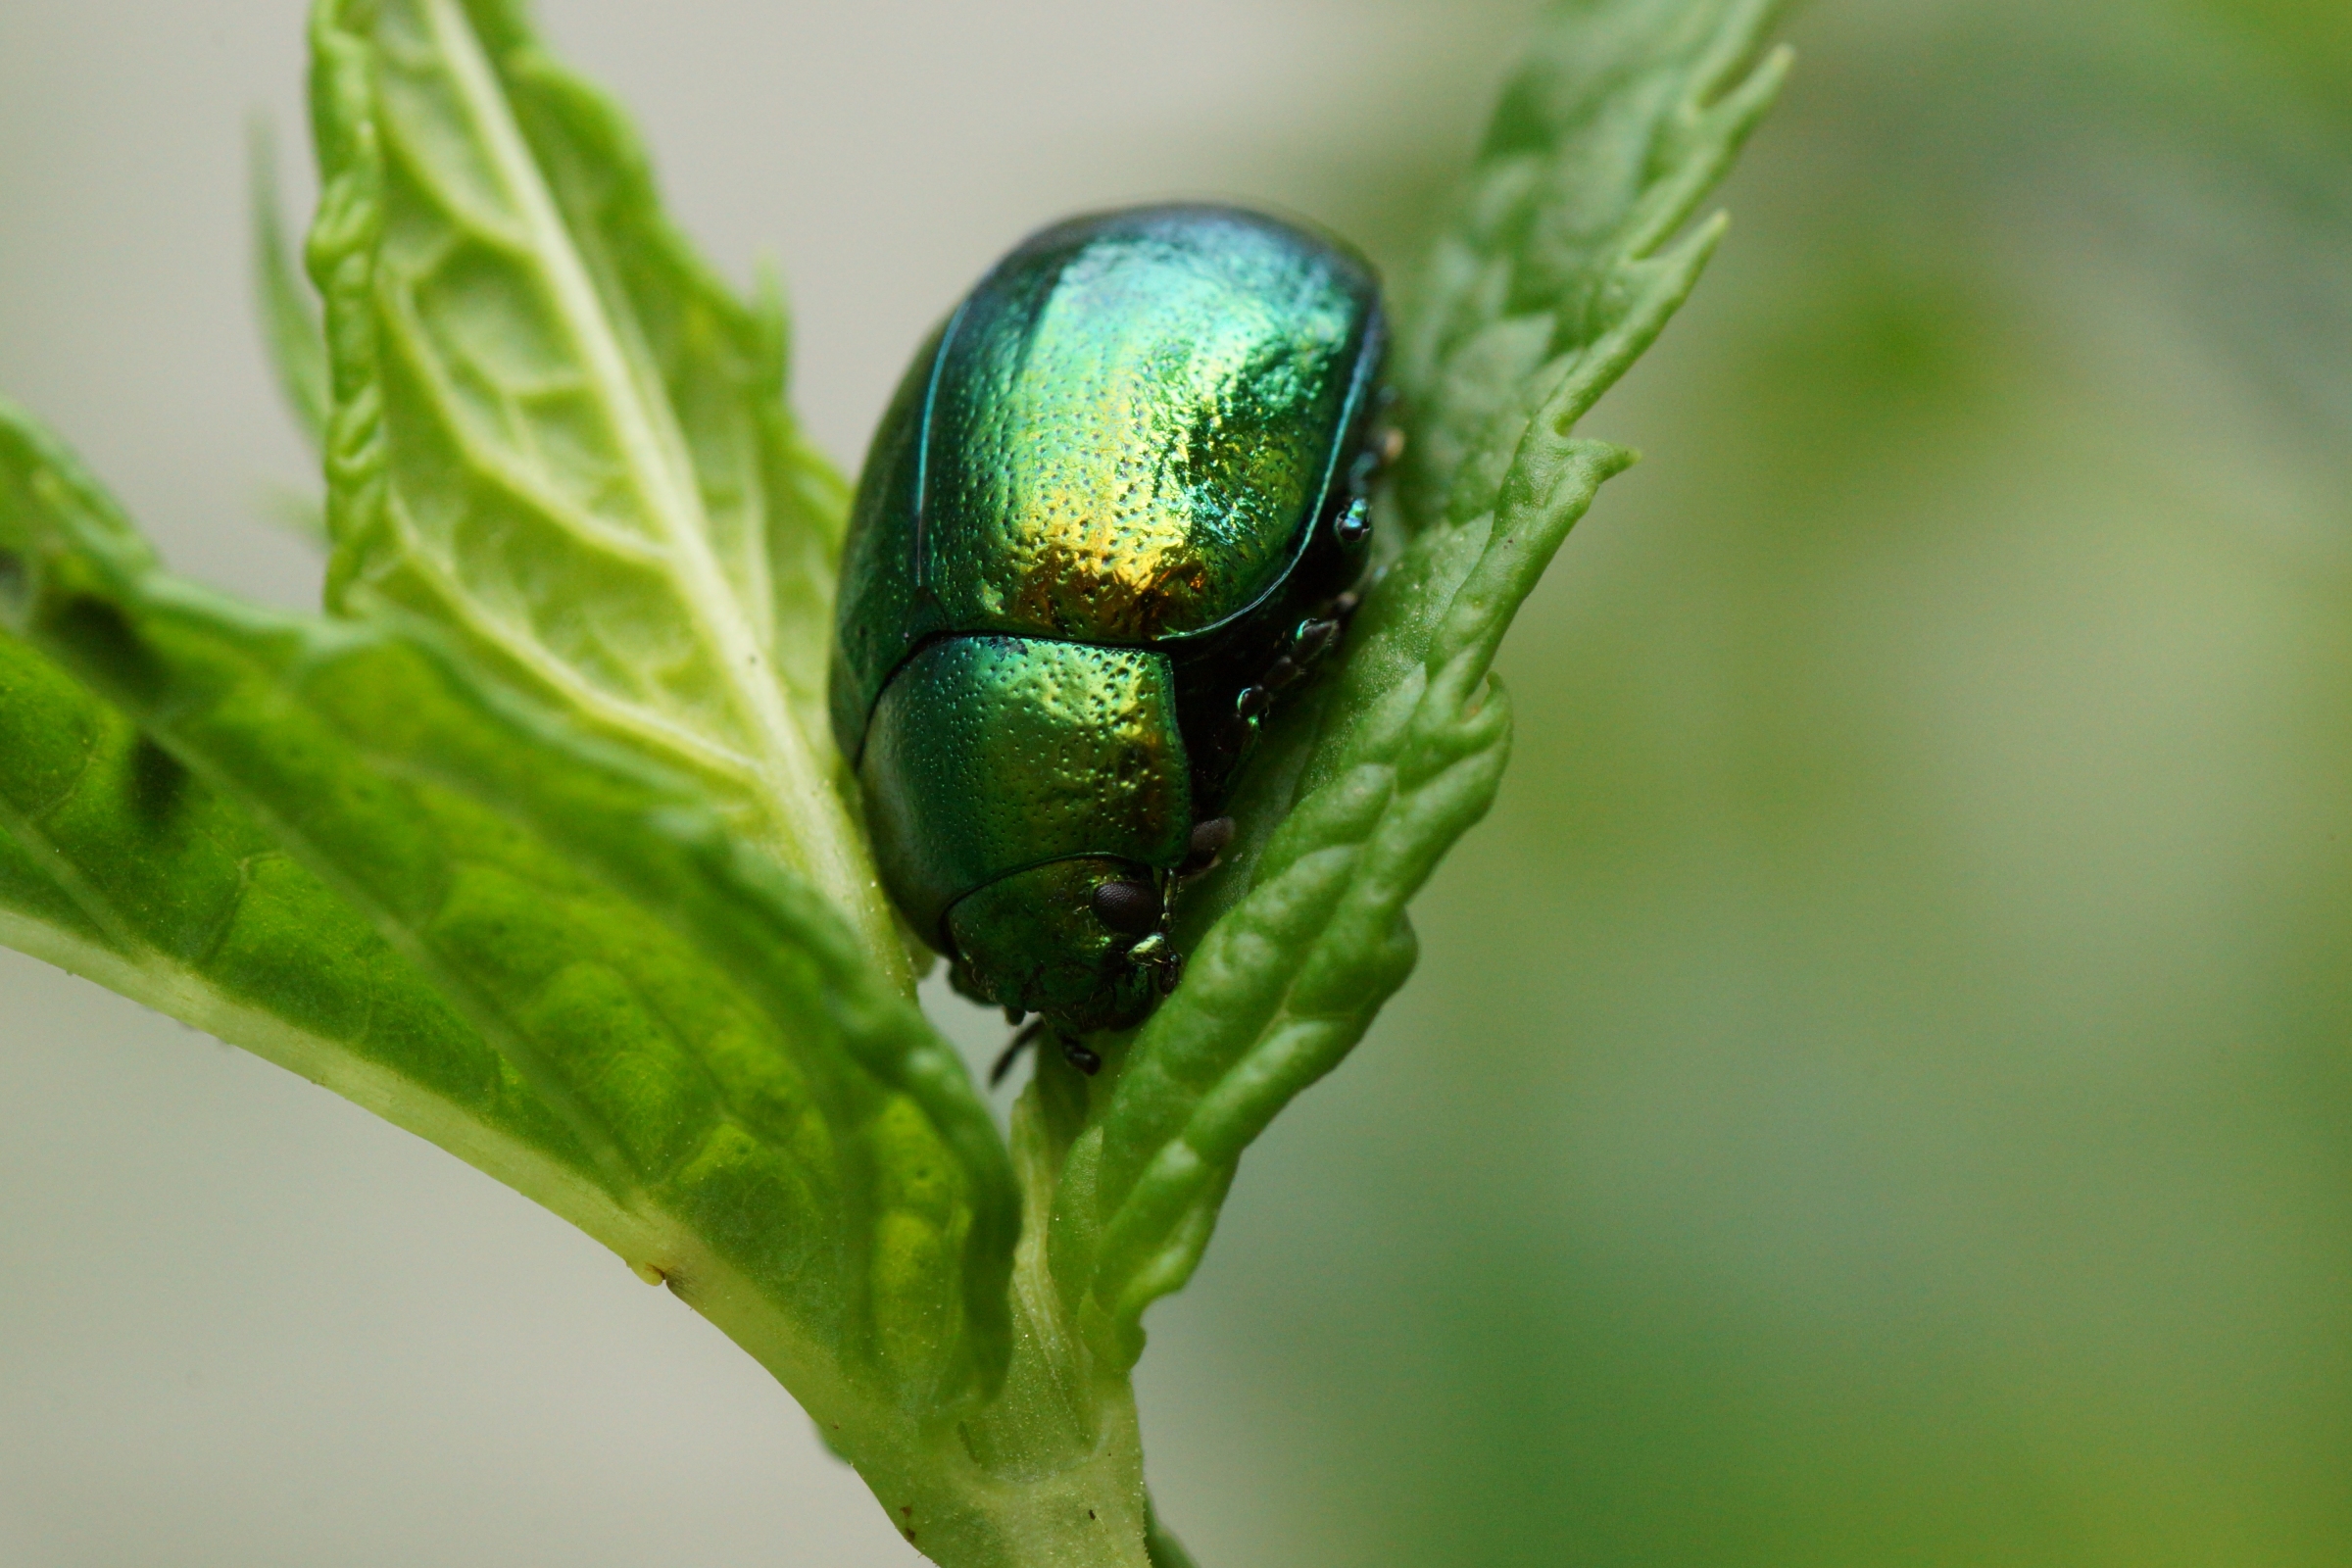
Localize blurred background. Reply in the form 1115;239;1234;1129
4;0;2349;1563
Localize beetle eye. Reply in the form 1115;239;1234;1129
1091;878;1163;935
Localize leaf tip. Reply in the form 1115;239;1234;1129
1726;41;1797;129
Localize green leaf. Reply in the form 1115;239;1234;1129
1145;1500;1201;1568
0;0;1789;1558
248;121;332;457
1055;0;1793;1370
1395;0;1791;534
0;400;1012;1423
304;0;889;977
0;616;619;1245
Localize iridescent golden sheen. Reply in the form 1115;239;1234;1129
829;205;1384;1027
856;636;1193;938
927;209;1368;640
829;206;1381;749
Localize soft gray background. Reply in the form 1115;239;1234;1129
9;1;2352;1566
0;3;1531;1562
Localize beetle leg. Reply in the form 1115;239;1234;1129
1368;387;1406;474
1348;392;1407;492
1180;815;1236;878
1000;1020;1105;1081
1124;928;1186;997
990;1016;1050;1087
1348;433;1403;492
1333;496;1372;548
1212;572;1372;772
1226;607;1355;743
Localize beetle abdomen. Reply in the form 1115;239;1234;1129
858;635;1193;939
832;203;1384;1036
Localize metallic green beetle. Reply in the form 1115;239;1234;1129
831;204;1387;1061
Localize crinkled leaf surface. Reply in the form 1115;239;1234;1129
307;0;885;971
1042;0;1792;1374
0;617;592;1191
0;403;1013;1437
0;0;1785;1564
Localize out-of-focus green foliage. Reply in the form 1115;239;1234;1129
1077;1;1787;1372
2189;0;2352;111
0;0;1788;1562
307;0;882;970
12;0;2344;1562
0;397;1015;1402
1133;3;2352;1566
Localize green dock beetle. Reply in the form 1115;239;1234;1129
830;204;1388;1071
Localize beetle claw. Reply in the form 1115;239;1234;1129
1333;496;1372;548
1293;617;1340;665
1124;928;1186;997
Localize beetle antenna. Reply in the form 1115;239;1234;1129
990;1016;1049;1087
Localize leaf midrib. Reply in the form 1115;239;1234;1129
418;0;901;984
